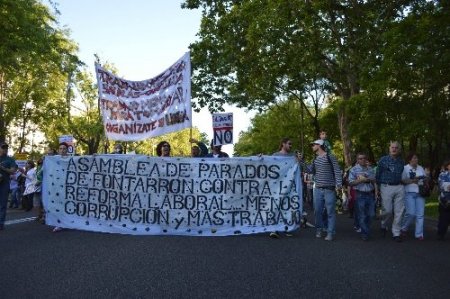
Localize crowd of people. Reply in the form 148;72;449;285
296;133;450;242
0;135;449;242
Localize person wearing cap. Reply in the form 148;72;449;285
0;143;18;230
376;141;405;242
301;139;342;241
206;140;229;158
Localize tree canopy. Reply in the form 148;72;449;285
184;0;449;169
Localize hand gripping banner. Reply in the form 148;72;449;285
95;52;192;141
42;155;303;236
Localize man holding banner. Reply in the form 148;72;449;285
269;137;300;238
206;141;229;158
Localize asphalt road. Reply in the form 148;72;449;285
1;208;449;299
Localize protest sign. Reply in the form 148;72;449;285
212;113;233;146
43;155;302;236
95;52;192;141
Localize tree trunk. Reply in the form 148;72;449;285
0;73;6;143
338;107;353;167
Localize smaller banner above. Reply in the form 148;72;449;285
212;113;233;146
95;52;192;141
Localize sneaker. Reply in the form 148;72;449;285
315;231;322;238
52;227;63;233
269;232;280;239
354;226;361;233
285;232;293;237
393;236;402;243
324;234;333;241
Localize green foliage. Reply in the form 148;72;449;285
185;0;449;170
234;98;316;157
122;128;206;157
0;0;80;149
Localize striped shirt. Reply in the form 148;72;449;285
304;154;342;188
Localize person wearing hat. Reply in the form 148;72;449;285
0;143;18;230
301;139;342;241
206;140;229;158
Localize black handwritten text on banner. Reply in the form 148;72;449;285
43;155;302;236
95;52;191;141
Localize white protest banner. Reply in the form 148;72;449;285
212;113;233;146
95;52;192;141
43;155;302;236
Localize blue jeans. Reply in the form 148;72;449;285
9;187;21;208
356;191;375;237
402;192;425;238
313;188;336;235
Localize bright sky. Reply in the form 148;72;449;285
55;0;253;155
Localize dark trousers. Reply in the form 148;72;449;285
0;182;10;226
22;193;34;211
438;204;450;237
437;204;450;237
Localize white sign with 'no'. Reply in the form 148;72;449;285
212;113;233;146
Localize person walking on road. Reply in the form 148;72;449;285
376;141;405;242
269;137;298;239
349;153;377;241
302;139;342;241
400;153;427;240
0;143;18;231
437;160;450;240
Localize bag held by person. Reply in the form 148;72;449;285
418;177;431;197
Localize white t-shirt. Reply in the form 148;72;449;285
23;167;36;195
402;164;426;193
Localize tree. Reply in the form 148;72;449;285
40;68;104;155
183;0;432;166
234;98;320;158
0;0;80;147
